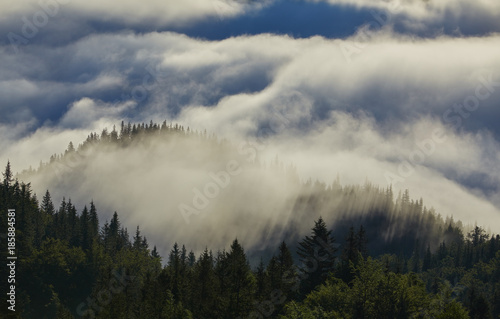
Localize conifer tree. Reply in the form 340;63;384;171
67;199;80;247
192;248;216;317
41;190;55;216
340;226;358;283
255;257;269;300
422;244;432;271
80;205;91;250
297;217;338;293
89;201;99;242
225;239;255;318
2;160;13;188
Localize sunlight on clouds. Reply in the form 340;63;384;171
1;29;500;241
0;0;262;26
59;98;135;128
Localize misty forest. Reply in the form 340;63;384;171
1;122;499;319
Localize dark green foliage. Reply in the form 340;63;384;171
297;217;338;294
3;123;500;318
225;239;256;318
339;226;367;284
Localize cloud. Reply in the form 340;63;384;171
0;0;262;27
59;98;134;128
309;0;500;36
2;28;500;254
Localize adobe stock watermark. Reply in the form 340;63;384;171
7;0;71;53
6;209;17;312
178;102;296;224
340;0;402;63
178;161;242;224
384;73;500;186
76;268;135;318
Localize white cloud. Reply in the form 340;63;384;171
315;0;500;22
59;97;134;128
1;29;500;249
0;0;266;27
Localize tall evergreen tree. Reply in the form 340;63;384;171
255;257;269;300
89;201;99;242
422;244;432;272
340;226;358;283
67;199;80;247
133;225;143;251
55;198;69;242
356;225;368;259
2;160;13;188
41;190;55;216
225;239;255;318
192;248;216;317
168;242;182;303
297;217;338;293
80;205;91;250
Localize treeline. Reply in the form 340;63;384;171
2;160;500;318
20;121;219;174
4;122;500;318
20;121;469;264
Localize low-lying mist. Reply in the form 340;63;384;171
17;123;486;261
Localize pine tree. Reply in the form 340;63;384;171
340;226;358;283
277;241;297;296
108;211;121;252
110;125;118;141
65;141;75;154
356;225;368;259
89;201;99;243
297;217;338;293
17;183;36;256
55;198;69;242
67;199;80;247
267;256;280;291
225;239;255;318
255;257;269;300
422;244;432;272
133;226;142;251
410;239;421;273
41;190;55;215
271;241;297;312
120;120;125;139
168;242;182;302
80;206;91;250
151;245;160;259
33;195;46;249
188;251;196;267
192;248;216;317
2;160;13;188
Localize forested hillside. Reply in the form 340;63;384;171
1;122;499;318
17;121;476;259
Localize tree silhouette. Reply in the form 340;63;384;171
297;217;338;293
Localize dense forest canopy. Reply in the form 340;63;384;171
1;122;499;318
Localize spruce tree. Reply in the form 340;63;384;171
340;226;358;283
297;217;338;293
255;257;269;300
80;206;91;250
89;201;99;243
225;239;255;318
2;160;13;188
